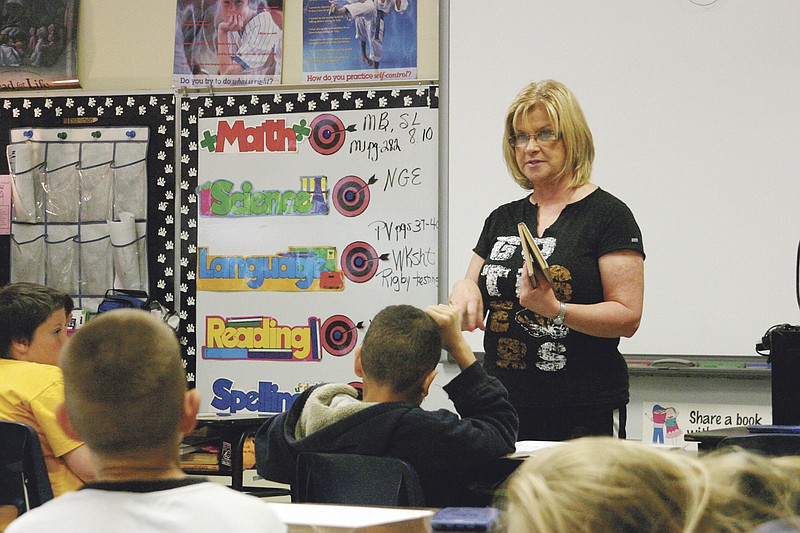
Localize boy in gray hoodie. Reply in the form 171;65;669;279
255;303;518;507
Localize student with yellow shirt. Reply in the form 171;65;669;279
0;283;94;497
6;309;286;533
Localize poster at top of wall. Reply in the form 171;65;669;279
0;0;79;91
174;0;284;89
303;0;417;85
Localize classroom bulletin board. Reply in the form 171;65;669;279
0;94;177;313
179;85;440;413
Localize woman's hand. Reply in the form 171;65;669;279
518;262;560;320
518;251;644;338
449;278;485;332
450;253;487;331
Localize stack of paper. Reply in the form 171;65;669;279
267;502;433;533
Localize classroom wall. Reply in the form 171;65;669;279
439;0;783;436
74;0;439;91
5;1;774;438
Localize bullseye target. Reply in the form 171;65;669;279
321;315;358;356
332;175;370;217
309;114;346;155
341;241;379;283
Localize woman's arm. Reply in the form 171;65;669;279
519;249;644;338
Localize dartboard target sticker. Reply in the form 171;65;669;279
341;241;379;283
321;315;358;356
332;175;370;217
309;114;346;155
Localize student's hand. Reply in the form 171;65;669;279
425;304;477;371
425;304;460;350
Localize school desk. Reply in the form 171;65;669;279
181;414;288;497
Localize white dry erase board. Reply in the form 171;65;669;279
179;87;440;414
443;0;800;357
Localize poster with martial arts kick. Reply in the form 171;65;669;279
303;0;417;84
179;86;439;414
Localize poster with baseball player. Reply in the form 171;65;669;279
174;0;284;89
303;0;417;84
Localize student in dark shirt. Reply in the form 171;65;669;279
255;303;518;507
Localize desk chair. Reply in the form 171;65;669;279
718;434;800;456
0;421;54;518
293;452;425;507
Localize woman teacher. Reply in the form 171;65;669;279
449;80;645;441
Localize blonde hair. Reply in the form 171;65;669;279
60;309;186;455
502;79;594;190
503;438;800;533
502;437;711;533
701;449;800;531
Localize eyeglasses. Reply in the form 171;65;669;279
509;129;559;148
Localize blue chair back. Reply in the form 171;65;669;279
0;420;54;516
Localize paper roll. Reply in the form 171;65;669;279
6;144;36;222
108;211;143;290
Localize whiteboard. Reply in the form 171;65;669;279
445;0;800;356
183;87;440;414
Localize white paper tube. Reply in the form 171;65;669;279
108;211;142;290
6;144;36;222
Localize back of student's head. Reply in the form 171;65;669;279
0;282;73;358
502;437;712;533
701;449;800;531
60;309;186;455
360;304;441;400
